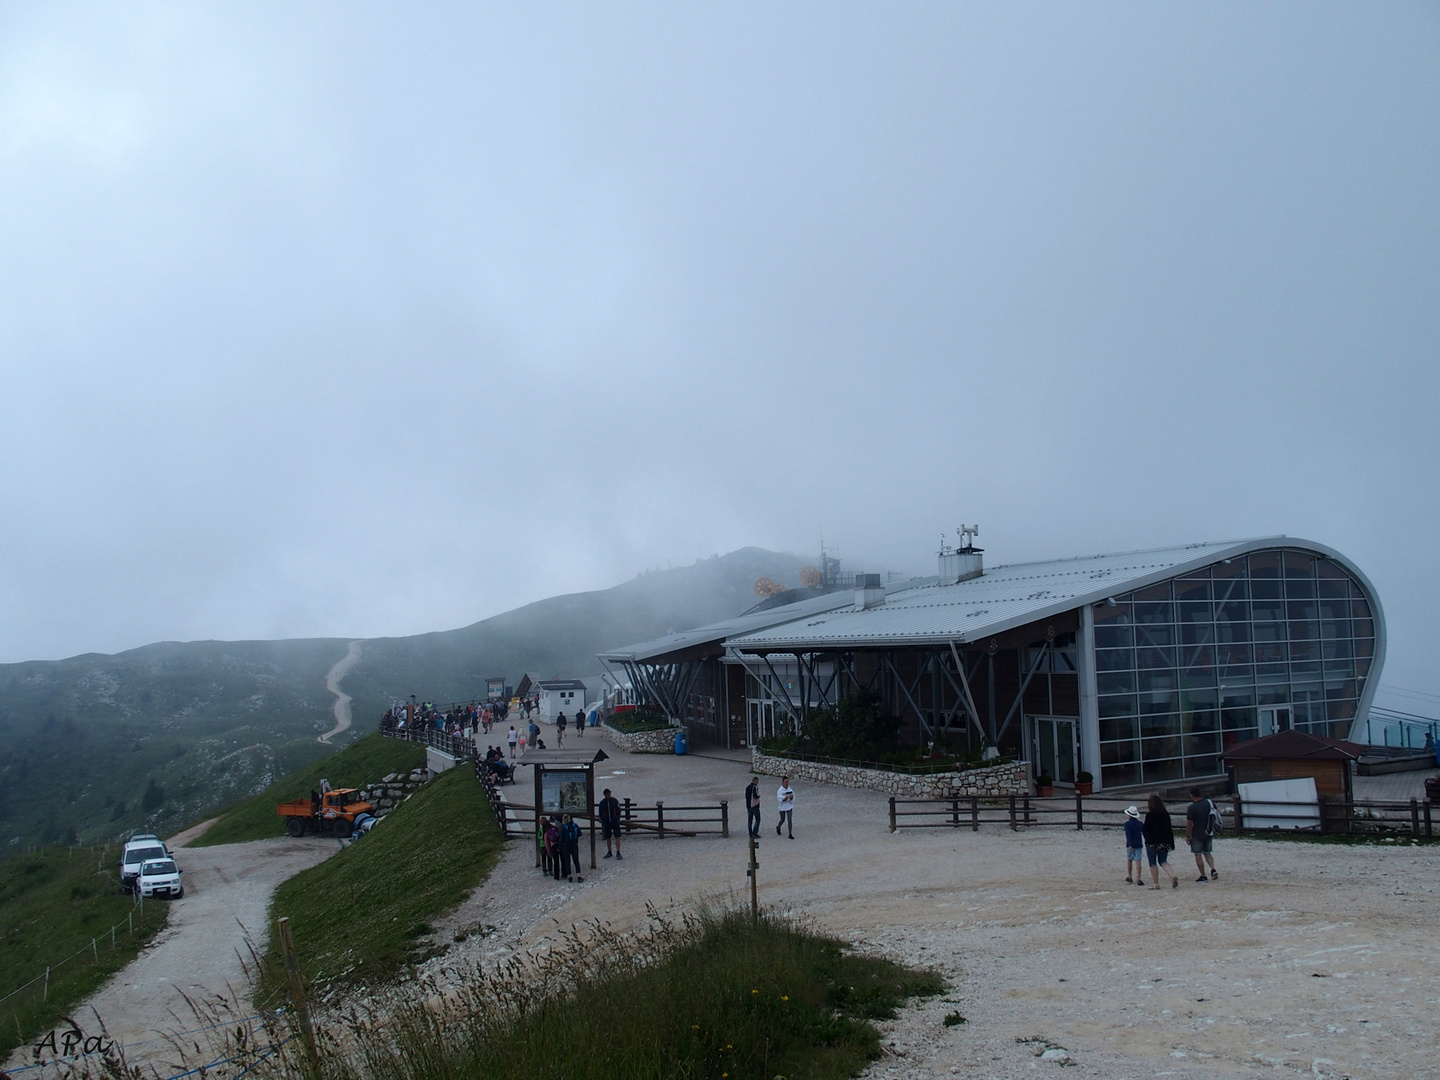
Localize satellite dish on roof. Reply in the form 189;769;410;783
799;566;822;587
754;577;785;598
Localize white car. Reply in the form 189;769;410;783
120;842;169;892
137;858;183;899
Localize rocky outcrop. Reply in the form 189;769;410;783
750;750;1029;798
603;723;679;754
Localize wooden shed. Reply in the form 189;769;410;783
1221;730;1366;801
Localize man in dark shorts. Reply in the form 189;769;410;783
599;787;623;859
1185;786;1218;882
556;712;567;747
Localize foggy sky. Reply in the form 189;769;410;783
2;4;1437;713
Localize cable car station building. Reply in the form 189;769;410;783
602;536;1385;794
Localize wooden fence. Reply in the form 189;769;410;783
889;792;1440;838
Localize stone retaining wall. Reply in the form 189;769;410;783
603;722;678;754
750;750;1030;798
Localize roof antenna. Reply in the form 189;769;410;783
957;524;981;553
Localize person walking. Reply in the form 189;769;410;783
598;788;623;859
1186;786;1219;882
559;814;583;881
775;776;795;839
575;709;586;737
1123;805;1146;885
537;815;552;877
1142;793;1179;889
507;725;518;758
556;712;567;747
745;776;762;840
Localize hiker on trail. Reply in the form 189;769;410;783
556;712;567;747
575;709;585;737
745;776;762;839
1186;787;1220;882
776;776;795;839
1142;793;1179;890
599;787;623;860
1123;806;1145;886
508;726;518;757
560;814;584;882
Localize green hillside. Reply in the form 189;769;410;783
0;843;168;1056
0;549;811;851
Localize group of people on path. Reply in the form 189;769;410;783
537;787;623;883
1124;787;1221;889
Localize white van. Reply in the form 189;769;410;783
119;841;169;892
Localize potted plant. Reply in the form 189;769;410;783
1035;773;1055;797
1075;770;1094;796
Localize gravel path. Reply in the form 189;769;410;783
319;641;362;744
6;829;342;1078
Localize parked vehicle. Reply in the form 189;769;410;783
127;833;168;853
137;858;183;899
277;788;375;838
119;841;169;892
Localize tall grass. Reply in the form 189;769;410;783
226;906;939;1080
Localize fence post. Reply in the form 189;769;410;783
277;916;319;1076
951;797;959;828
889;796;896;833
971;795;979;832
1426;800;1433;839
1233;795;1243;832
1411;798;1421;838
44;966;49;1001
92;938;98;963
1023;794;1032;826
720;800;729;839
657;801;665;840
624;797;632;834
1076;792;1084;831
1008;794;1017;831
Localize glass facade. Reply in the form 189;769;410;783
1093;548;1375;788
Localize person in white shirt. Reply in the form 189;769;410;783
775;776;796;839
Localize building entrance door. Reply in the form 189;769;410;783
1259;705;1293;736
747;700;777;745
1030;716;1078;785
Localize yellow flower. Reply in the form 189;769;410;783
781;995;789;1002
751;989;758;994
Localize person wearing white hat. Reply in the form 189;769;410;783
1123;806;1145;885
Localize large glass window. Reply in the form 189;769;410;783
1092;548;1376;788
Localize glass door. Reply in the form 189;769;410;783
1030;716;1079;785
1259;705;1292;736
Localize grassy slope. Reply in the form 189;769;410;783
0;844;168;1056
261;763;504;998
190;733;425;848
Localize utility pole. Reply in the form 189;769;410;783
747;835;759;924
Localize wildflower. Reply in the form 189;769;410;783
781;995;789;1002
751;989;758;995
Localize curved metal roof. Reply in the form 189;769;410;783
727;537;1385;653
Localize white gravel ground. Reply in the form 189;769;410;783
20;732;1440;1080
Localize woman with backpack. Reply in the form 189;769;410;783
1142;793;1179;890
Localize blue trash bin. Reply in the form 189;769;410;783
674;729;688;755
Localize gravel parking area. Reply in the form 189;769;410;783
22;732;1439;1080
432;732;1440;1080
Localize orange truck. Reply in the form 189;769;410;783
277;788;375;838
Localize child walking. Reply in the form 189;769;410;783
1123;806;1145;885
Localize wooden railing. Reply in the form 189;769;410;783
888;792;1440;837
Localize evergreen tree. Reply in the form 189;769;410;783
142;779;164;811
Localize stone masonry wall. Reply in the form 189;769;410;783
750;750;1031;799
604;722;678;754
